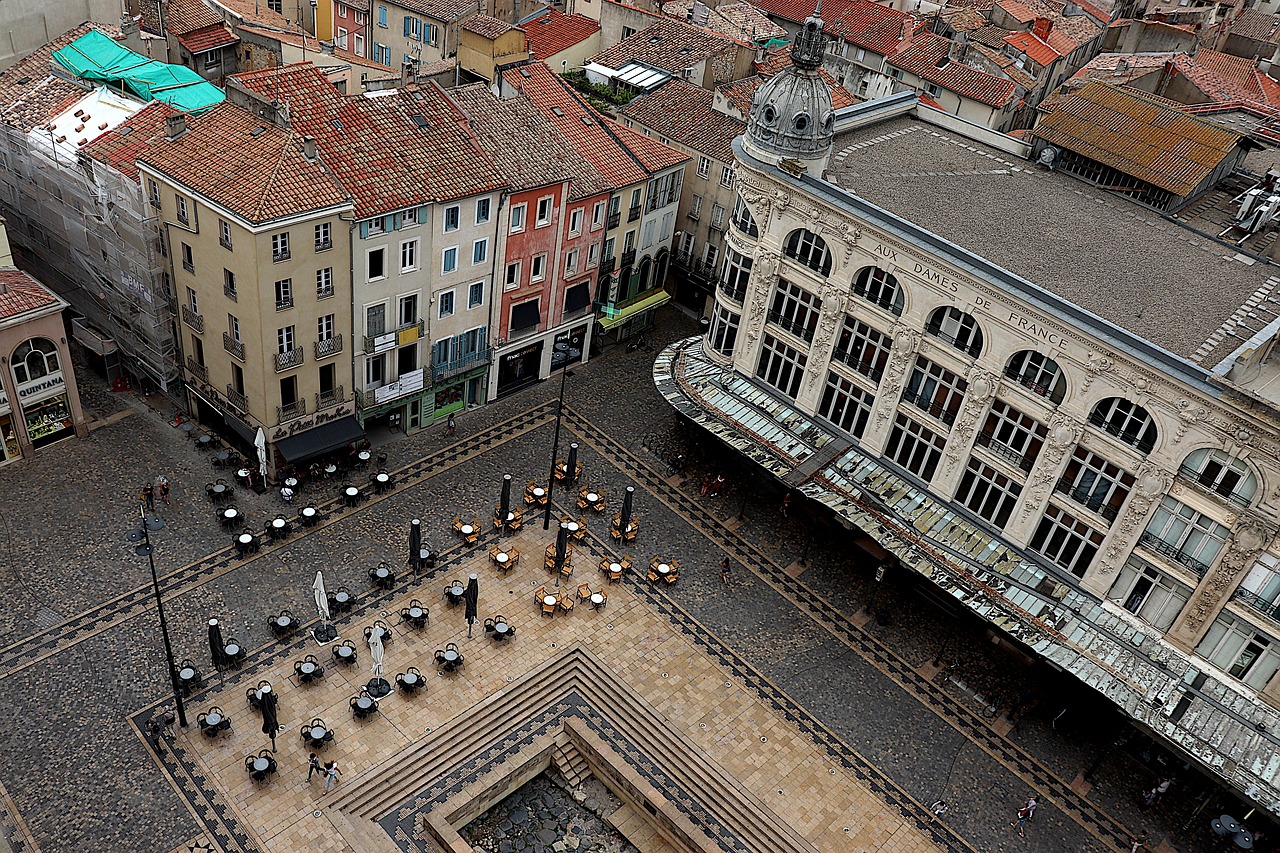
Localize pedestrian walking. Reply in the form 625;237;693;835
1155;777;1172;800
306;753;324;782
1010;806;1030;837
445;412;456;436
700;474;711;496
720;556;731;588
780;492;791;517
1024;795;1039;821
929;799;948;819
280;485;294;503
1141;787;1158;811
323;760;342;792
157;475;170;505
1130;830;1148;853
141;482;155;511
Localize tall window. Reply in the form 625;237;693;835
510;203;526;233
903;357;967;426
768;280;821;342
1180;448;1258;507
315;222;332;251
926;306;984;358
956;458;1022;528
851;267;904;315
975;400;1044;471
833;318;889;382
223;268;237;300
1141;497;1230;575
271;231;290;262
819;372;873;437
1057;448;1133;523
1030;505;1103;578
317;313;335;341
219;219;232;250
277;324;296;354
885;414;946;481
505;262;520;290
398;293;419;327
366;303;386;337
443;205;460;232
10;339;58;384
475;197;491;224
1090;397;1158;453
316;267;334;298
1239;553;1280;618
176;195;189;225
536;196;553;226
1196;614;1280;690
401;239;418;272
708;302;740;356
468;281;484;308
697;156;710;178
719;165;734;187
181;243;194;273
730;195;758;237
782;229;831;276
1005;350;1065;403
531;254;546;282
755;334;806;398
1109;560;1192;631
719;249;752;302
710;204;725;229
368;248;385;280
442;247;457;274
569;208;583;236
274;278;293;311
438;290;455;318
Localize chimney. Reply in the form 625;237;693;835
121;14;144;53
1032;16;1052;40
302;135;317;161
401;57;417;85
165;112;188;140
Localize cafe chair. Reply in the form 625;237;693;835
246;680;272;709
591;588;608;610
577;583;592;602
363;621;392;645
369;562;396;589
396;666;424;694
543;544;557;571
558;594;575;614
400;599;428;628
234;533;254;557
534;586;555;616
294;654;325;684
197;706;230;737
333;639;358;666
329;585;353;614
349;691;379;720
177;659;203;694
484;617;496;632
219;506;241;528
205;482;217;501
373;470;392;493
301;717;333;748
444;580;465;604
560;556;574;578
271;515;293;538
300;506;319;527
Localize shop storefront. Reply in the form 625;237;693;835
21;390;74;448
551;325;587;371
496;341;544;397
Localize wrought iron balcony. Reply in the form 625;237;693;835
315;239;332;252
599;255;616;276
718;279;746;302
627;204;641;223
1138;531;1211;578
431;347;492;384
606;210;620;229
180;305;204;332
226;384;248;413
363;319;423;354
1004;365;1054;399
272;248;290;263
316;386;345;410
831;348;884;383
974;429;1035;471
674;253;718;286
1088;411;1156;454
620;248;637;269
222;332;245;361
1234;587;1280;621
901;390;957;426
765;310;815;343
274;347;304;372
1054;478;1121;522
314;334;343;360
278;398;307;424
185;355;207;382
1177;465;1253;508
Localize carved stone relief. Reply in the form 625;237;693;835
873;324;920;428
1081;351;1114;394
1019;414;1083;519
1179;516;1277;635
1094;462;1172;578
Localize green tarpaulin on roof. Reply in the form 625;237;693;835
52;30;224;114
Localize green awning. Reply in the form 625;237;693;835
52;30;225;114
598;291;670;330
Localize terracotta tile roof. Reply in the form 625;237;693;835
887;33;1018;107
1;78;87;132
944;7;990;31
722;69;855;115
80;100;176;181
968;42;1036;88
588;18;735;74
1172;50;1280;111
996;0;1101;50
1033;80;1245;196
462;14;518;38
1075;0;1108;22
621;77;742;162
501;61;686;189
752;44;790;76
449;83;605;198
969;23;1013;48
230;63;505;216
752;0;911;55
0;269;61;321
0;23;107;132
997;0;1037;22
165;0;226;35
1224;8;1280;45
395;0;483;23
237;25;395;71
177;23;239;54
136;102;349;223
660;0;787;43
208;0;295;30
1003;29;1059;65
521;10;600;60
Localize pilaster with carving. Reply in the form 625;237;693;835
736;246;779;375
1168;516;1276;650
1004;414;1082;546
861;323;919;456
932;369;998;497
1080;463;1172;596
796;283;847;408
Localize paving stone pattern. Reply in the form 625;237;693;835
0;310;1227;852
461;774;638;853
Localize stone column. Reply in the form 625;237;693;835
793;282;847;414
860;322;919;456
1166;516;1275;652
931;367;998;499
734;246;778;376
1079;462;1172;597
1003;414;1082;547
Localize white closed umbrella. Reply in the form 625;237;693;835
368;625;385;677
313;571;329;621
254;427;268;482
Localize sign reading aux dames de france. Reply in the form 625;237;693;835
0;372;64;407
872;243;1068;350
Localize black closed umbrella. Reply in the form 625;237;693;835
208;618;225;671
259;685;280;753
409;518;421;569
619;487;634;535
464;573;479;638
566;443;579;486
553;523;569;587
499;474;512;531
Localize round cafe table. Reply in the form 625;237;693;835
376;473;389;484
223;643;240;659
302;506;316;519
179;666;197;682
252;757;270;773
532;487;545;497
236;468;250;479
284;477;298;489
356;696;374;711
375;567;390;581
299;661;317;677
401;671;420;687
223;508;238;521
543;595;557;608
325;464;338;476
407;606;424;620
211;484;226;497
335;645;354;660
494;622;510;636
357;451;371;463
333;591;351;608
181;421;197;433
567;522;579;531
460;524;474;535
275;614;292;631
272;518;286;530
495;553;509;565
657;563;671;575
449;584;464;598
591;593;604;606
586;492;599;503
608;562;622;574
309;725;327;742
443;650;459;663
204;712;222;727
238;533;253;546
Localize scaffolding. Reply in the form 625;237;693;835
0;83;177;390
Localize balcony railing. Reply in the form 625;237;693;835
432;346;492;384
1054;478;1121;522
224;281;237;301
180;305;204;332
314;334;343;360
974;429;1035;471
182;259;194;274
363;319;423;354
226;384;248;412
1138;531;1211;578
222;332;245;361
627;204;641;223
718;279;746;303
620;248;636;269
276;295;294;311
1088;411;1156;454
316;386;345;410
900;391;957;426
272;248;291;263
219;235;233;250
924;322;980;355
606;210;620;229
1177;465;1253;508
315;239;332;252
278;398;307;424
831;348;884;383
674;253;718;285
766;310;815;343
186;355;207;382
1234;587;1280;621
599;255;616;276
1004;366;1056;399
274;347;304;372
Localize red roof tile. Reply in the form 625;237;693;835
395;0;482;23
210;0;295;30
888;33;1017;107
80;101;176;181
177;23;239;54
0;23;110;132
1173;49;1280;111
521;10;600;60
136;102;351;223
752;0;911;55
588;18;736;74
165;0;225;35
1224;8;1280;45
0;269;61;322
230;63;506;216
621;78;742;162
1003;29;1059;65
462;14;518;38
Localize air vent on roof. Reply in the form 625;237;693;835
650;36;661;43
409;113;430;128
117;126;133;136
582;115;595;125
679;47;690;54
520;68;531;77
15;78;29;85
552;106;564;116
250;126;266;137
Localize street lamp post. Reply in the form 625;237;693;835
126;509;188;727
543;368;574;529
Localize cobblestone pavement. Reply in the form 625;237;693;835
0;312;1233;852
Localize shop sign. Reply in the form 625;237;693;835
15;372;64;400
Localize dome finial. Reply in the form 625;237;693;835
790;2;826;70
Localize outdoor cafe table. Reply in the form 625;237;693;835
236;468;251;482
355;696;375;713
357;450;372;464
332;590;351;609
566;522;580;533
375;472;390;486
210;483;228;499
203;711;223;727
447;583;465;602
222;508;239;524
494;551;510;567
493;621;511;639
344;487;360;506
307;724;328;743
273;613;292;632
374;566;392;583
543;595;558;609
181;421;197;434
400;671;421;689
458;523;475;536
283;477;298;489
590;593;604;607
196;435;213;449
213;450;231;465
178;666;199;688
656;563;672;577
442;649;460;664
335;644;355;662
223;642;241;660
301;506;317;523
406;605;425;621
299;661;319;678
271;518;287;532
325;463;339;476
252;757;271;773
237;533;254;548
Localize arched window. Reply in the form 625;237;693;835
730;196;758;238
1005;350;1066;404
926;306;984;357
654;248;669;288
783;229;832;276
1180;448;1258;507
636;256;653;294
851;267;904;316
11;338;58;385
1089;397;1157;453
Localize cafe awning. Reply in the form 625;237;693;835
598;290;670;330
223;412;257;447
275;416;365;463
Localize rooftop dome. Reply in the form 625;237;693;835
744;13;835;166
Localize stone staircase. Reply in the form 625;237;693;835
551;742;592;787
326;645;819;853
609;804;683;853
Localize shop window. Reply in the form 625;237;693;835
11;338;58;385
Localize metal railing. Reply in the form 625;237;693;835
1054;478;1122;521
224;281;237;301
831;348;884;383
974;429;1035;470
718;279;746;303
180;305;204;332
272;248;290;263
182;260;194;274
278;398;307;423
1087;411;1156;454
226;384;248;412
222;333;245;361
432;347;491;384
314;334;343;360
901;390;957;426
1177;465;1253;508
315;239;332;252
924;322;981;355
606;210;620;229
766;310;816;343
1004;366;1055;399
276;295;294;311
274;347;304;372
627;204;641;223
186;355;207;382
1234;587;1280;621
219;235;233;250
621;248;636;268
316;386;345;410
1138;531;1212;578
674;254;718;284
363;319;423;354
